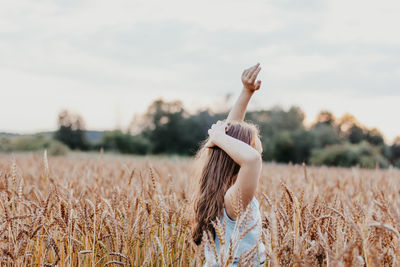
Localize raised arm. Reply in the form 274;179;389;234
226;63;262;123
206;121;262;220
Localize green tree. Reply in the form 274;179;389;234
54;110;89;150
290;129;316;163
100;130;150;154
337;114;384;146
365;128;385;146
391;137;400;167
272;131;293;163
181;109;226;154
142;99;193;154
348;125;365;144
310;124;343;148
247;106;305;161
314;111;335;127
271;129;314;163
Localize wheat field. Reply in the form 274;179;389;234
1;152;400;266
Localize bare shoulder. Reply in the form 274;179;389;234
224;186;238;221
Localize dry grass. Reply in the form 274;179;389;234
1;152;400;266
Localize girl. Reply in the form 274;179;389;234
192;63;266;266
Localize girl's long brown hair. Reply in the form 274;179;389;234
191;121;259;245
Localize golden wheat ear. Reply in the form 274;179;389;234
211;217;226;263
204;229;220;265
230;186;243;219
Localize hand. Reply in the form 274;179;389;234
241;63;262;93
205;120;229;148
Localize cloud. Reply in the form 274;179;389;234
0;0;399;140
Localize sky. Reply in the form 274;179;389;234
1;0;399;142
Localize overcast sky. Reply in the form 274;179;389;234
1;0;399;142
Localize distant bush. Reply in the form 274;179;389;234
100;130;151;154
393;160;400;169
0;137;11;152
0;135;69;156
12;136;47;151
47;141;69;156
310;141;389;168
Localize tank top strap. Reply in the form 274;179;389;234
252;197;259;209
223;205;236;223
223;197;258;223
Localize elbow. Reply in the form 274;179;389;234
242;151;262;168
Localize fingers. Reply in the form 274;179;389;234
242;63;259;78
218;120;228;129
251;62;260;71
209;121;218;131
245;63;260;78
250;66;261;83
242;63;261;89
206;121;227;149
242;70;249;79
221;121;229;132
210;120;228;132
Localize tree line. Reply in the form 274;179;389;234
50;98;400;169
